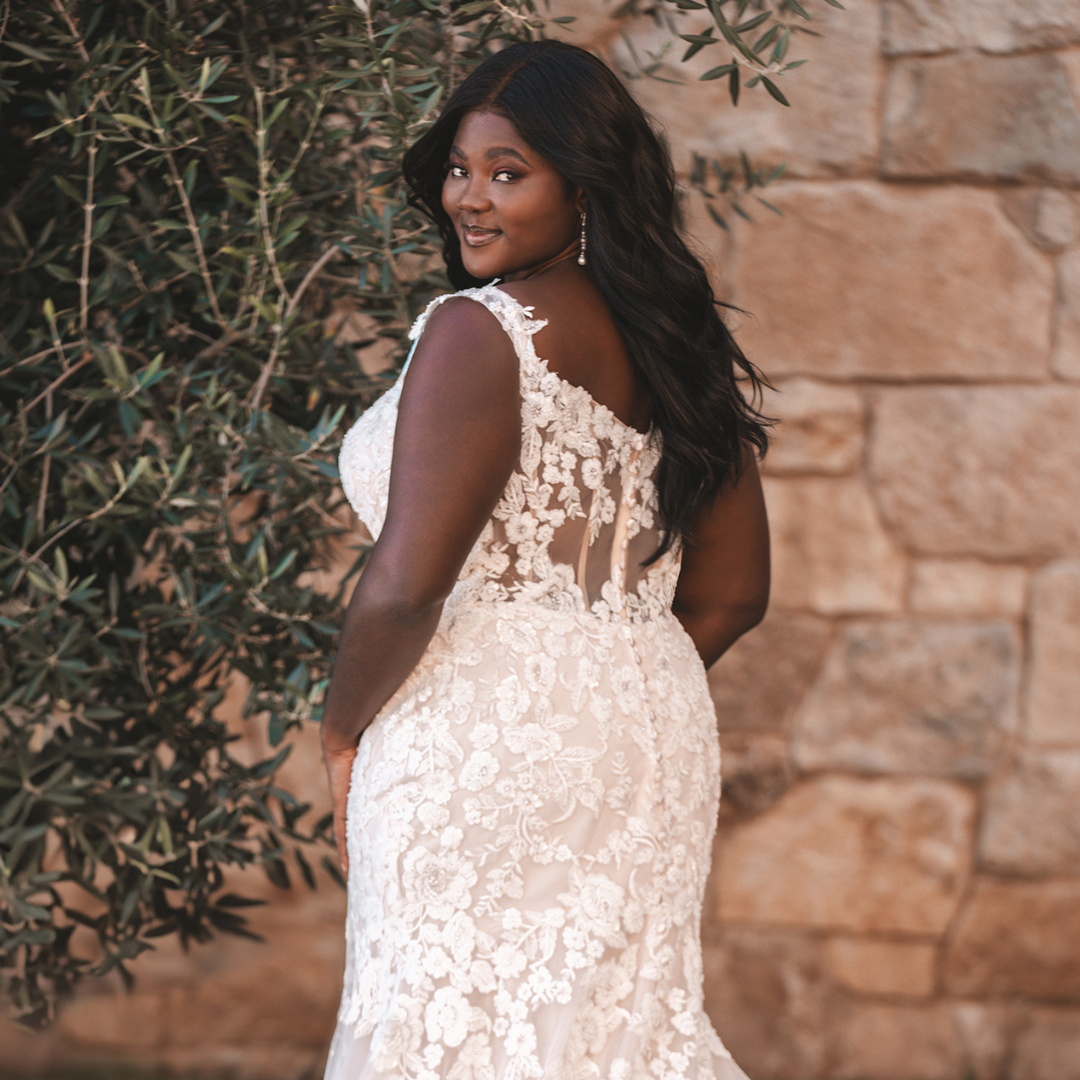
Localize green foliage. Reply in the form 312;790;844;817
0;0;828;1028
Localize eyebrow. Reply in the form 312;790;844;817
450;143;531;166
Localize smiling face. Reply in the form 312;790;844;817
442;110;582;282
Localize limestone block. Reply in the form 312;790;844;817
1012;1008;1080;1080
825;937;936;997
56;990;164;1050
793;620;1018;779
1055;248;1080;380
764;477;907;615
882;54;1080;185
870;388;1080;560
708;607;833;732
908;559;1027;618
718;775;975;934
760;379;864;475
1026;561;1080;743
702;928;841;1080
612;0;880;178
730;183;1052;380
953;1003;1013;1080
1002;189;1078;253
944;878;1080;998
978;749;1080;874
834;1002;963;1080
883;0;1080;55
715;732;794;823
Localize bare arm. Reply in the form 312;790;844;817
672;451;770;668
321;298;520;864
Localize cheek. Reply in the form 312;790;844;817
505;184;575;234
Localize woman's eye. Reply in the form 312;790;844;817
493;169;516;183
448;164;467;178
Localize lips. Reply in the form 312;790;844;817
462;223;501;248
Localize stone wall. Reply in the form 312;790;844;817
4;1;1080;1077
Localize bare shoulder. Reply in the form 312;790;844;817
411;294;516;377
420;294;511;349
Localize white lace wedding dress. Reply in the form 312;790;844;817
326;284;750;1080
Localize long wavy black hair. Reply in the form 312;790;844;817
403;39;771;557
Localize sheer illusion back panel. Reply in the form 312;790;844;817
375;283;680;624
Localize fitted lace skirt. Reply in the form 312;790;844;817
323;599;750;1080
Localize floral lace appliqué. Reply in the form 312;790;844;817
327;286;747;1080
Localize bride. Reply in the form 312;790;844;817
322;39;771;1080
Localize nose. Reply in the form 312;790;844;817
457;176;491;213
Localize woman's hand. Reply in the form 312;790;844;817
323;744;358;874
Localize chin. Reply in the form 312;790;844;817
458;236;511;281
461;257;505;282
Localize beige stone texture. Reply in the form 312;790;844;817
764;476;907;615
944;878;1080;998
953;1002;1013;1080
714;732;794;824
1002;188;1078;253
612;0;880;178
834;1002;963;1080
708;607;833;732
55;991;165;1051
908;559;1028;618
1012;1007;1080;1080
883;0;1080;55
717;775;975;934
978;749;1080;874
1055;248;1080;380
792;620;1019;779
870;387;1080;559
882;54;1080;184
1026;560;1080;743
760;378;864;476
702;928;841;1080
825;937;936;998
729;183;1052;380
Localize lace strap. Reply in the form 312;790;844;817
407;283;548;372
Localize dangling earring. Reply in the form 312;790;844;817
578;209;587;266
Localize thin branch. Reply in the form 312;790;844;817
254;89;291;306
285;244;336;320
12;468;141;590
245;332;283;415
246;242;337;414
0;342;81;379
50;0;89;62
281;89;329;182
79;138;97;331
194;328;255;363
19;354;94;415
36;390;53;535
162;150;227;329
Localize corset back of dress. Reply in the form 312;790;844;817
339;284;681;622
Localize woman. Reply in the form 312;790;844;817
322;39;770;1080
